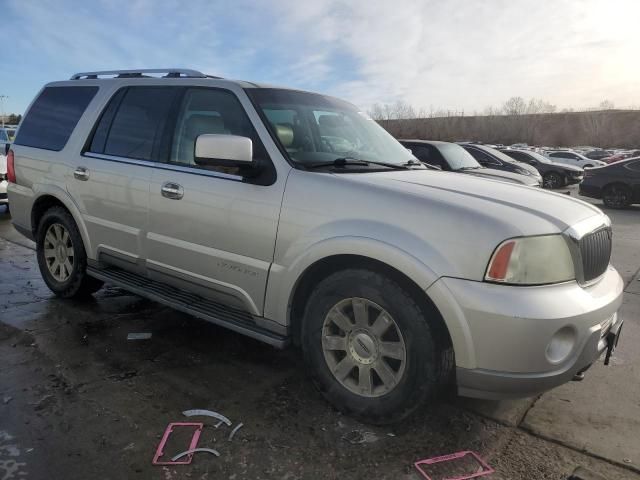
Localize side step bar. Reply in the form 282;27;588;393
87;266;288;348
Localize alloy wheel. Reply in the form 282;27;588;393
43;223;75;282
321;297;407;398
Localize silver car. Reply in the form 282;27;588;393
7;69;624;423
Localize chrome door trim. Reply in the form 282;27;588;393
83;152;244;181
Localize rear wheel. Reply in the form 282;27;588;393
301;268;451;424
36;206;103;298
602;184;631;209
543;172;563;189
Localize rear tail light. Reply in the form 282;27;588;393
7;149;15;183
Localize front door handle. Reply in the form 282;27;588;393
73;167;89;181
161;182;184;200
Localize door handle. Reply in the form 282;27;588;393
73;167;89;181
161;182;184;200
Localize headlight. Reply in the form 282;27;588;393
485;235;575;285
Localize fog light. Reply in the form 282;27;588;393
546;326;577;364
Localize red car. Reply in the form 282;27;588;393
604;150;640;164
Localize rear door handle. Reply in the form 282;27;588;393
74;167;89;181
161;182;184;200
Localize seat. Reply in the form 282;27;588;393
178;114;229;164
273;123;294;149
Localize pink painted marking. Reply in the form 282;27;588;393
152;422;204;465
414;450;494;480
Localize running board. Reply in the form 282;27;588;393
87;266;288;348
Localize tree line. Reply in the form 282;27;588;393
370;98;640;148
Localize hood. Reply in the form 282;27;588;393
549;161;583;172
464;167;540;186
341;169;604;233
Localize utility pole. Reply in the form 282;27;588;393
0;96;7;128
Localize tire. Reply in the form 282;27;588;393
602;184;631;209
36;206;103;298
301;268;451;424
543;172;563;189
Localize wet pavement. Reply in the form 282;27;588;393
1;190;639;480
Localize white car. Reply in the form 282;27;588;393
546;150;606;169
0;153;7;207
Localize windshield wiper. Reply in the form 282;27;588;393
456;166;482;171
307;157;410;170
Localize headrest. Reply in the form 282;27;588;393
274;123;294;148
185;114;226;137
318;115;345;127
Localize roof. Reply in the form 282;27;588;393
399;139;450;146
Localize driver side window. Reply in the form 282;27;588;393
170;88;266;175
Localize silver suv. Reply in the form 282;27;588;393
7;69;624;423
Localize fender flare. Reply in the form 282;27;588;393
264;235;439;326
31;184;93;256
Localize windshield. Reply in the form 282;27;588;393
525;150;552;163
246;88;417;168
477;145;522;164
438;143;481;170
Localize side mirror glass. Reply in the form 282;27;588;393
194;134;253;166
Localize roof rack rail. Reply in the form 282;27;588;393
70;68;211;80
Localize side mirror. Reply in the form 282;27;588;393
194;134;253;166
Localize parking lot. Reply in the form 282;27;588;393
0;185;638;480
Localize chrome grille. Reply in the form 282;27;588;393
579;227;612;282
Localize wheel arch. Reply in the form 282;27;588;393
30;188;92;255
285;254;453;354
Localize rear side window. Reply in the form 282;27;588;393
14;86;98;151
89;87;178;161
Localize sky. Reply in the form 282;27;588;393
2;0;640;115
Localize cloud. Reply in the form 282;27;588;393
3;0;640;113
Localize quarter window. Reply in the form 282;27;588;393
14;86;98;151
625;160;640;172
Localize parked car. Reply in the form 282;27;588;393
579;157;640;208
0;153;7;208
7;69;624;423
546;150;606;169
501;149;584;189
399;140;541;187
460;144;543;185
0;126;16;153
585;149;612;161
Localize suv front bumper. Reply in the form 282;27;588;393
427;266;624;399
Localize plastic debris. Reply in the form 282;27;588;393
182;409;232;427
152;423;203;465
414;451;494;480
127;332;152;340
228;423;244;441
171;448;220;462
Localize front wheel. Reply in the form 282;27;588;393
543;172;563;189
301;268;451;424
36;206;103;298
